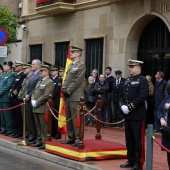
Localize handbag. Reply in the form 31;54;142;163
159;126;170;138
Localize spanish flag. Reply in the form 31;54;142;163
58;45;72;134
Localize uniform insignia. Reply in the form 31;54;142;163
5;77;8;79
54;83;56;85
131;81;139;85
40;84;45;87
58;83;61;86
13;90;18;95
71;67;78;71
15;79;19;81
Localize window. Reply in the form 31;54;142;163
55;41;69;68
85;38;104;78
30;44;42;62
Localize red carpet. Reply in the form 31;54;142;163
46;139;127;161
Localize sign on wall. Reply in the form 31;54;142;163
0;28;8;46
0;46;7;57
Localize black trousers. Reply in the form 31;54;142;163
125;119;145;168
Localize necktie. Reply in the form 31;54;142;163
117;79;120;87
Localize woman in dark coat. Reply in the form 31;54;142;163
156;95;170;169
84;76;96;126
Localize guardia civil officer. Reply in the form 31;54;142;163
119;59;148;170
61;45;86;147
8;61;26;138
0;61;15;136
50;65;62;139
31;65;54;149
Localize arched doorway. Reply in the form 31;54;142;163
138;17;170;80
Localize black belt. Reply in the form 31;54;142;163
124;100;130;105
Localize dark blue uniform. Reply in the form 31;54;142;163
9;71;26;137
119;74;148;168
51;76;62;139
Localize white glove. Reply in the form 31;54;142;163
31;100;36;107
121;105;130;114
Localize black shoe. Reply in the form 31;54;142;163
0;130;7;134
4;132;13;136
32;140;38;145
72;142;79;147
31;141;43;147
120;161;134;168
61;140;75;144
54;134;61;140
12;134;20;138
9;133;16;137
39;144;45;149
131;165;142;170
26;137;36;142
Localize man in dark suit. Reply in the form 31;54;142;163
0;61;15;136
8;61;26;138
105;66;114;123
112;70;125;127
50;65;62;139
61;45;86;147
25;59;41;142
153;71;167;131
119;59;148;170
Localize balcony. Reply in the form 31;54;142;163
35;0;124;16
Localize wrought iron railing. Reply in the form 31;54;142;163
36;0;76;7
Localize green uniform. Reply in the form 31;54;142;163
0;70;15;134
63;59;86;142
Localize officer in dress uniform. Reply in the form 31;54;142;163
119;59;148;170
0;61;15;136
50;65;62;139
61;45;86;147
8;61;26;138
31;65;54;149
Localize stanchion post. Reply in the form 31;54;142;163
78;97;85;150
47;94;53;141
18;98;27;146
146;124;154;170
95;95;103;140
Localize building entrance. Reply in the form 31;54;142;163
138;17;170;81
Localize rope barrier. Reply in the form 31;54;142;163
0;103;23;111
152;135;170;153
50;101;124;126
47;102;77;122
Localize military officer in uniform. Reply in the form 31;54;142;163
119;59;148;170
61;45;86;147
0;61;15;136
50;65;62;139
8;61;26;138
31;65;54;149
18;63;32;136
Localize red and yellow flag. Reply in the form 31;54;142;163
58;45;72;134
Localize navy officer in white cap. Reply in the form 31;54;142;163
119;59;148;170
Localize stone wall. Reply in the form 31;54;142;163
0;0;21;17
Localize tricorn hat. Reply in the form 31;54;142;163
3;61;13;67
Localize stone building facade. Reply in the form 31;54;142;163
18;0;170;78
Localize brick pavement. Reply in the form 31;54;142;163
0;126;168;170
